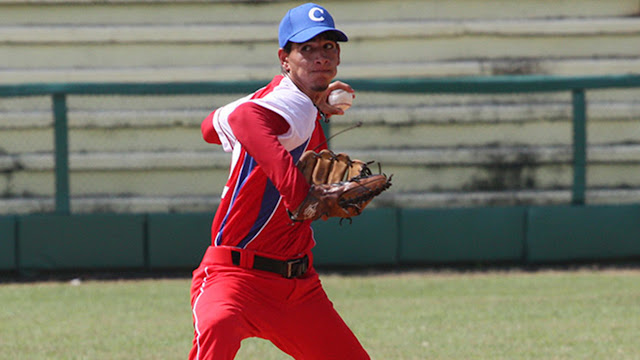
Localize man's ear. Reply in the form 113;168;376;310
278;48;290;73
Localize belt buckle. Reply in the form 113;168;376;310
285;256;308;279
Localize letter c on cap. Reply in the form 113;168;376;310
308;7;325;22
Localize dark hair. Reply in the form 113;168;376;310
282;31;341;53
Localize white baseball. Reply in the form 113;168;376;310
328;89;353;111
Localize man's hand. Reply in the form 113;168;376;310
317;81;355;117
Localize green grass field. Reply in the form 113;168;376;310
1;268;639;360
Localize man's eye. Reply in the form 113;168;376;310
324;43;335;50
302;45;312;51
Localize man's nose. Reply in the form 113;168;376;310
314;51;330;64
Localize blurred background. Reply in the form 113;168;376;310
1;0;640;272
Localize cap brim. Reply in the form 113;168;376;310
287;27;348;45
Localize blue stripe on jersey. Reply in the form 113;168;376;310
236;139;311;249
237;179;281;248
214;154;257;246
290;139;309;163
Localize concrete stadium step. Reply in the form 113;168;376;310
2;96;639;154
4;187;640;215
2;145;640;197
2;59;640;85
2;18;639;69
3;85;640;116
388;188;640;209
5;89;640;118
0;195;219;215
329;115;640;150
0;0;637;26
4;58;640;83
2;16;640;84
4;88;640;122
4;18;639;44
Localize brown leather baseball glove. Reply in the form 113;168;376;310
289;149;392;222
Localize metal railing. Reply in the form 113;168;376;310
2;74;640;214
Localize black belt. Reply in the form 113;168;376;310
231;250;309;279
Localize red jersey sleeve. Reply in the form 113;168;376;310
201;111;221;144
228;102;311;211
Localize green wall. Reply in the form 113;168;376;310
147;213;213;269
313;208;399;266
526;205;640;262
400;207;526;264
19;214;145;269
0;216;16;270
1;205;639;273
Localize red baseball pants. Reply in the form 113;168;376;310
189;249;370;360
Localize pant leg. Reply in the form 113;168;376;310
189;265;255;360
266;271;370;360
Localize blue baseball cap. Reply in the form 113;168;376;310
278;3;348;48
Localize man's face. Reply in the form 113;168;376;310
279;34;341;95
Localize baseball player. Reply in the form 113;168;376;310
189;3;370;359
